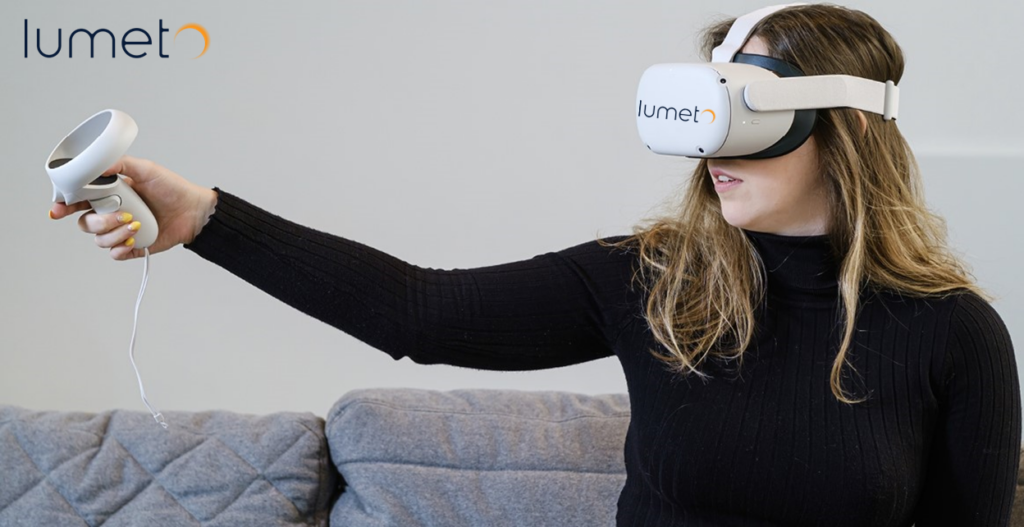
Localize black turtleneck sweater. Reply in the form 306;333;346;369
184;188;1021;526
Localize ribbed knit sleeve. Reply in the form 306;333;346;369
183;188;637;371
914;292;1022;526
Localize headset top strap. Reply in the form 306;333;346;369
711;3;806;63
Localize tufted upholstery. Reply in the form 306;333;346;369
0;407;338;526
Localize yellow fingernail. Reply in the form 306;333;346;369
48;210;55;220
118;212;133;223
128;221;141;232
125;237;135;247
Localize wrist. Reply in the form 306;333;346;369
190;188;218;244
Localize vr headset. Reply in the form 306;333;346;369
636;3;900;159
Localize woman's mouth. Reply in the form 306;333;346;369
711;170;742;192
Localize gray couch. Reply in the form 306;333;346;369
0;389;630;526
1;388;1021;526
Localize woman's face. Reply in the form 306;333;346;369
705;37;829;237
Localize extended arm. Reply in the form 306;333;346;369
184;188;639;371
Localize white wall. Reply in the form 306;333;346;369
2;0;1020;418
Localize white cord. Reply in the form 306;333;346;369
128;247;167;429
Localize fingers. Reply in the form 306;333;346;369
92;219;140;251
78;209;141;254
110;244;145;261
78;209;136;234
50;205;144;261
49;201;91;220
97;155;153;194
100;154;154;182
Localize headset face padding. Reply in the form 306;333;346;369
724;53;818;160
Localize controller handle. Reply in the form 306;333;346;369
45;109;160;249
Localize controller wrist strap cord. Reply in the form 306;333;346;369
129;248;166;429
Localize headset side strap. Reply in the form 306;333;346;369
743;75;900;120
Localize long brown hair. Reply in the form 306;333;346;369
601;3;991;404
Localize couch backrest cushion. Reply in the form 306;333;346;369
0;406;338;526
326;388;630;527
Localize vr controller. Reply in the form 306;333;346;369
45;109;158;249
636;3;900;159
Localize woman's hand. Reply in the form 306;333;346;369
48;155;218;260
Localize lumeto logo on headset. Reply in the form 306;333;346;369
637;100;716;124
23;19;210;59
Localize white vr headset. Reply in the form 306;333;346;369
636;3;900;159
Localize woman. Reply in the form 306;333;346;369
49;4;1019;526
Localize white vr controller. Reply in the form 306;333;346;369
45;109;158;249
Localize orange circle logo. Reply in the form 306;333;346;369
702;109;716;123
174;23;209;59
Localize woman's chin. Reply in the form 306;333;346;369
720;211;756;230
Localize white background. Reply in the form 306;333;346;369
2;0;1021;418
